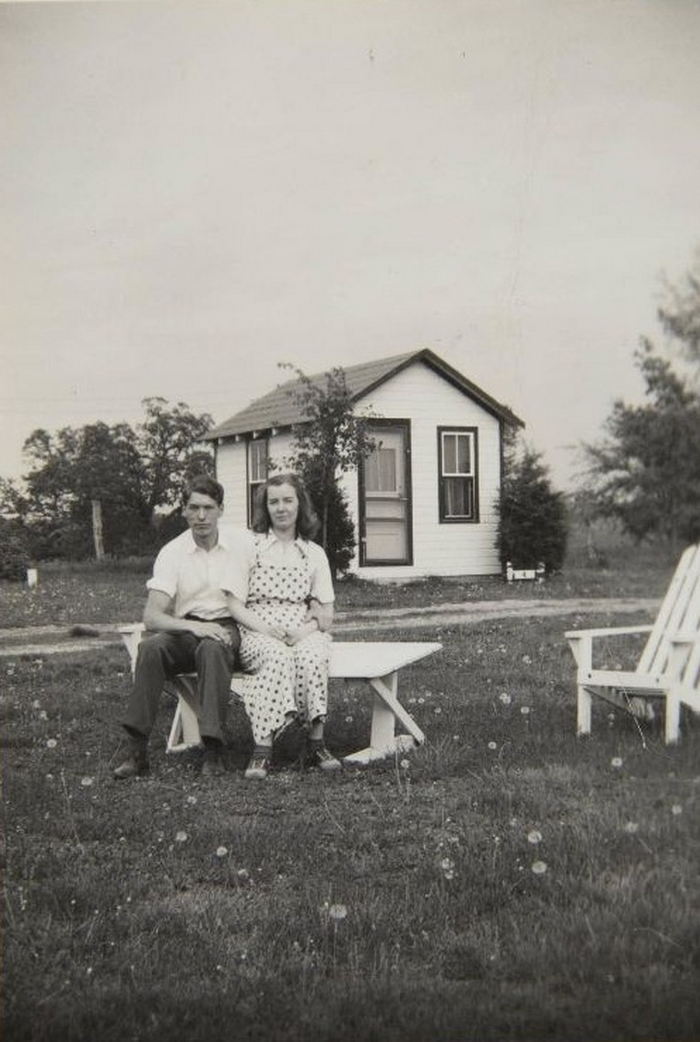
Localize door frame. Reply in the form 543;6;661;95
358;418;414;567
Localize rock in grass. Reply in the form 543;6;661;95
68;624;102;638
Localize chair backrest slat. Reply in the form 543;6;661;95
637;545;700;675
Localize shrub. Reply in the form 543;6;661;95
302;462;356;577
0;526;31;581
497;447;568;574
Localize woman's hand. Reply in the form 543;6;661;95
284;622;317;646
266;624;287;641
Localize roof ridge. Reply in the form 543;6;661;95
206;348;523;439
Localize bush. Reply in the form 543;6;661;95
497;447;568;574
303;465;356;577
0;525;31;581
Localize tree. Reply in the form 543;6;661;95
137;398;214;520
278;364;377;577
497;436;568;573
498;443;568;573
582;340;700;546
658;248;700;367
2;399;214;560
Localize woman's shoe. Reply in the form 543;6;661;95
244;751;271;780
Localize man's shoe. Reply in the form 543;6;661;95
307;742;341;772
113;750;149;779
201;746;226;778
244;751;271;780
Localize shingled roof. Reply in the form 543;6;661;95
206;348;523;440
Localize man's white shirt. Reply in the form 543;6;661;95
146;526;251;620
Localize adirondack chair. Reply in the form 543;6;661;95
565;543;700;743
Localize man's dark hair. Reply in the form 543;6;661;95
183;474;224;507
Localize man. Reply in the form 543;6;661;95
114;474;242;780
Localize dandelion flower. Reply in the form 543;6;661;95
400;759;410;770
527;829;542;845
531;860;547;875
215;846;228;858
520;706;531;716
434;706;442;715
237;868;249;879
623;821;639;834
487;741;497;750
175;830;188;843
440;857;456;880
186;795;197;805
329;903;348;921
418;697;425;704
671;804;683;816
39;710;48;721
522;655;532;665
80;777;94;787
32;700;41;709
345;715;354;723
611;757;623;769
499;692;512;705
46;739;57;749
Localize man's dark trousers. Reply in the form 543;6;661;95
122;620;241;745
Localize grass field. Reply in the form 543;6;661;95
0;532;679;630
3;607;699;1041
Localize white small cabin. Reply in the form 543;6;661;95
207;349;523;579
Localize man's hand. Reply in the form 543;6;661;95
188;620;233;645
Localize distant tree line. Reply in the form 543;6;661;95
0;398;213;573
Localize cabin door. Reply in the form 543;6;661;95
360;423;412;565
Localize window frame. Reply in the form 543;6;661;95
437;426;479;524
246;437;268;526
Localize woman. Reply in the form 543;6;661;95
223;473;339;780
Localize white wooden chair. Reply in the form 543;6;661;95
565;543;700;743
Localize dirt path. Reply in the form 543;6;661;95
0;597;659;658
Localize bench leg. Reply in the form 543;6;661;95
664;691;681;745
343;672;425;766
577;684;592;736
166;676;203;753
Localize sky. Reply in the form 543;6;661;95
3;0;700;491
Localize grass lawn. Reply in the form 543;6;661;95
3;614;699;1042
0;535;678;630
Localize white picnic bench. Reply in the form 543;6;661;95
118;625;441;765
565;543;700;743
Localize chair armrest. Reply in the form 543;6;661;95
669;631;698;646
564;624;653;640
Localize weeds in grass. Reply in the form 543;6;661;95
3;608;700;1040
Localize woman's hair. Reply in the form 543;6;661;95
251;472;320;540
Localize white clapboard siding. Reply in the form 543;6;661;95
216;432;295;529
340;361;501;578
216;358;504;579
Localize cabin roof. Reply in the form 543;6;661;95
206;348;524;440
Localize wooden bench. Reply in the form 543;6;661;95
118;625;441;764
565;543;700;743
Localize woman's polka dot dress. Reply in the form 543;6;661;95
238;537;331;744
